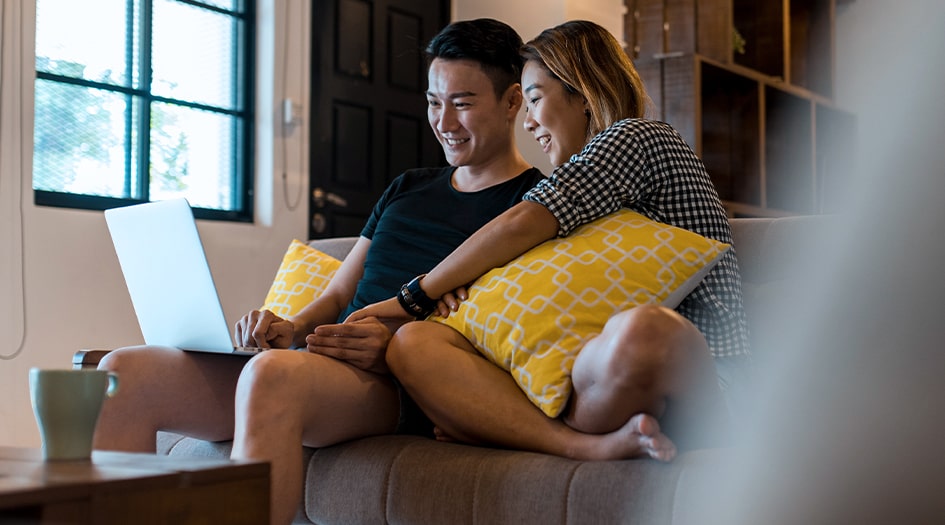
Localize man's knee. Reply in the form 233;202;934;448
97;345;160;375
239;350;305;394
96;348;124;373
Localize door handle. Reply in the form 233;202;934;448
312;188;348;208
311;212;327;234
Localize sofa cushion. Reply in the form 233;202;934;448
261;240;342;317
434;210;730;417
157;430;733;525
301;434;720;525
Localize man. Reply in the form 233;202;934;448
94;19;543;525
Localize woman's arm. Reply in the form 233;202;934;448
421;200;559;297
346;201;558;323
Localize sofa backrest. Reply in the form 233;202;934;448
729;215;834;357
311;215;832;358
308;237;358;260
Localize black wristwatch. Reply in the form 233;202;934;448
397;274;438;319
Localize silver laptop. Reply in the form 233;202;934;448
104;198;263;355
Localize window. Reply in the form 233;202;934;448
33;0;255;221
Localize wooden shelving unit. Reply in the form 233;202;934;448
625;0;854;217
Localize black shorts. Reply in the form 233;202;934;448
394;378;434;437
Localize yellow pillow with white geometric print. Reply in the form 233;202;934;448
433;210;730;418
261;240;342;318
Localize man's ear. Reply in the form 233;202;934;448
506;83;524;114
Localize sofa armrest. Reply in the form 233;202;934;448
73;349;111;370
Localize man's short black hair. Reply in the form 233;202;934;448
425;18;524;98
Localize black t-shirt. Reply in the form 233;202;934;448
339;166;544;321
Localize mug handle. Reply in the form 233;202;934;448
106;372;119;397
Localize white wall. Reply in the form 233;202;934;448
0;0;880;449
0;0;311;447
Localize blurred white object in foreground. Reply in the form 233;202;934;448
695;1;945;523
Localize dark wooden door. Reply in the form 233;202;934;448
309;0;449;238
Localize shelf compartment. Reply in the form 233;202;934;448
732;0;784;79
700;61;762;208
764;85;814;214
788;0;835;97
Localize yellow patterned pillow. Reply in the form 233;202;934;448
433;210;730;417
262;240;342;317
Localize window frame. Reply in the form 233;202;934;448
32;0;256;222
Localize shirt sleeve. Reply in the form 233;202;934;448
523;120;651;236
360;172;405;240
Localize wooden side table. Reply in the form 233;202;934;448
0;446;269;524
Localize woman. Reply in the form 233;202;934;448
351;20;750;460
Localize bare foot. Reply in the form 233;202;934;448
433;426;484;446
576;413;676;462
625;412;676;461
433;426;457;443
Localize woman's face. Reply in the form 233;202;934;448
521;60;589;166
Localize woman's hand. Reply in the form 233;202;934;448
345;297;415;325
434;286;469;318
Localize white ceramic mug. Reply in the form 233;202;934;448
29;368;119;461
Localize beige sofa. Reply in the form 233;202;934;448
76;215;825;524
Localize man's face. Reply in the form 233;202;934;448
426;58;515;169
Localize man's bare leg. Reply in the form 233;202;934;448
566;305;730;450
231;350;400;525
387;322;675;461
94;346;249;452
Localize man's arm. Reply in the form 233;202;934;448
304;317;395;374
235;237;372;348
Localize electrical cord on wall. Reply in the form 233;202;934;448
0;0;29;361
281;0;303;211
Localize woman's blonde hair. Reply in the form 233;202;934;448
521;20;652;139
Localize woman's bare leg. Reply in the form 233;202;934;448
94;345;249;452
387;322;675;461
231;350;400;525
567;305;730;450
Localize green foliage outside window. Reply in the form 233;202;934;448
33;0;254;221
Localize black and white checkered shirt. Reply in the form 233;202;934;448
523;118;751;358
